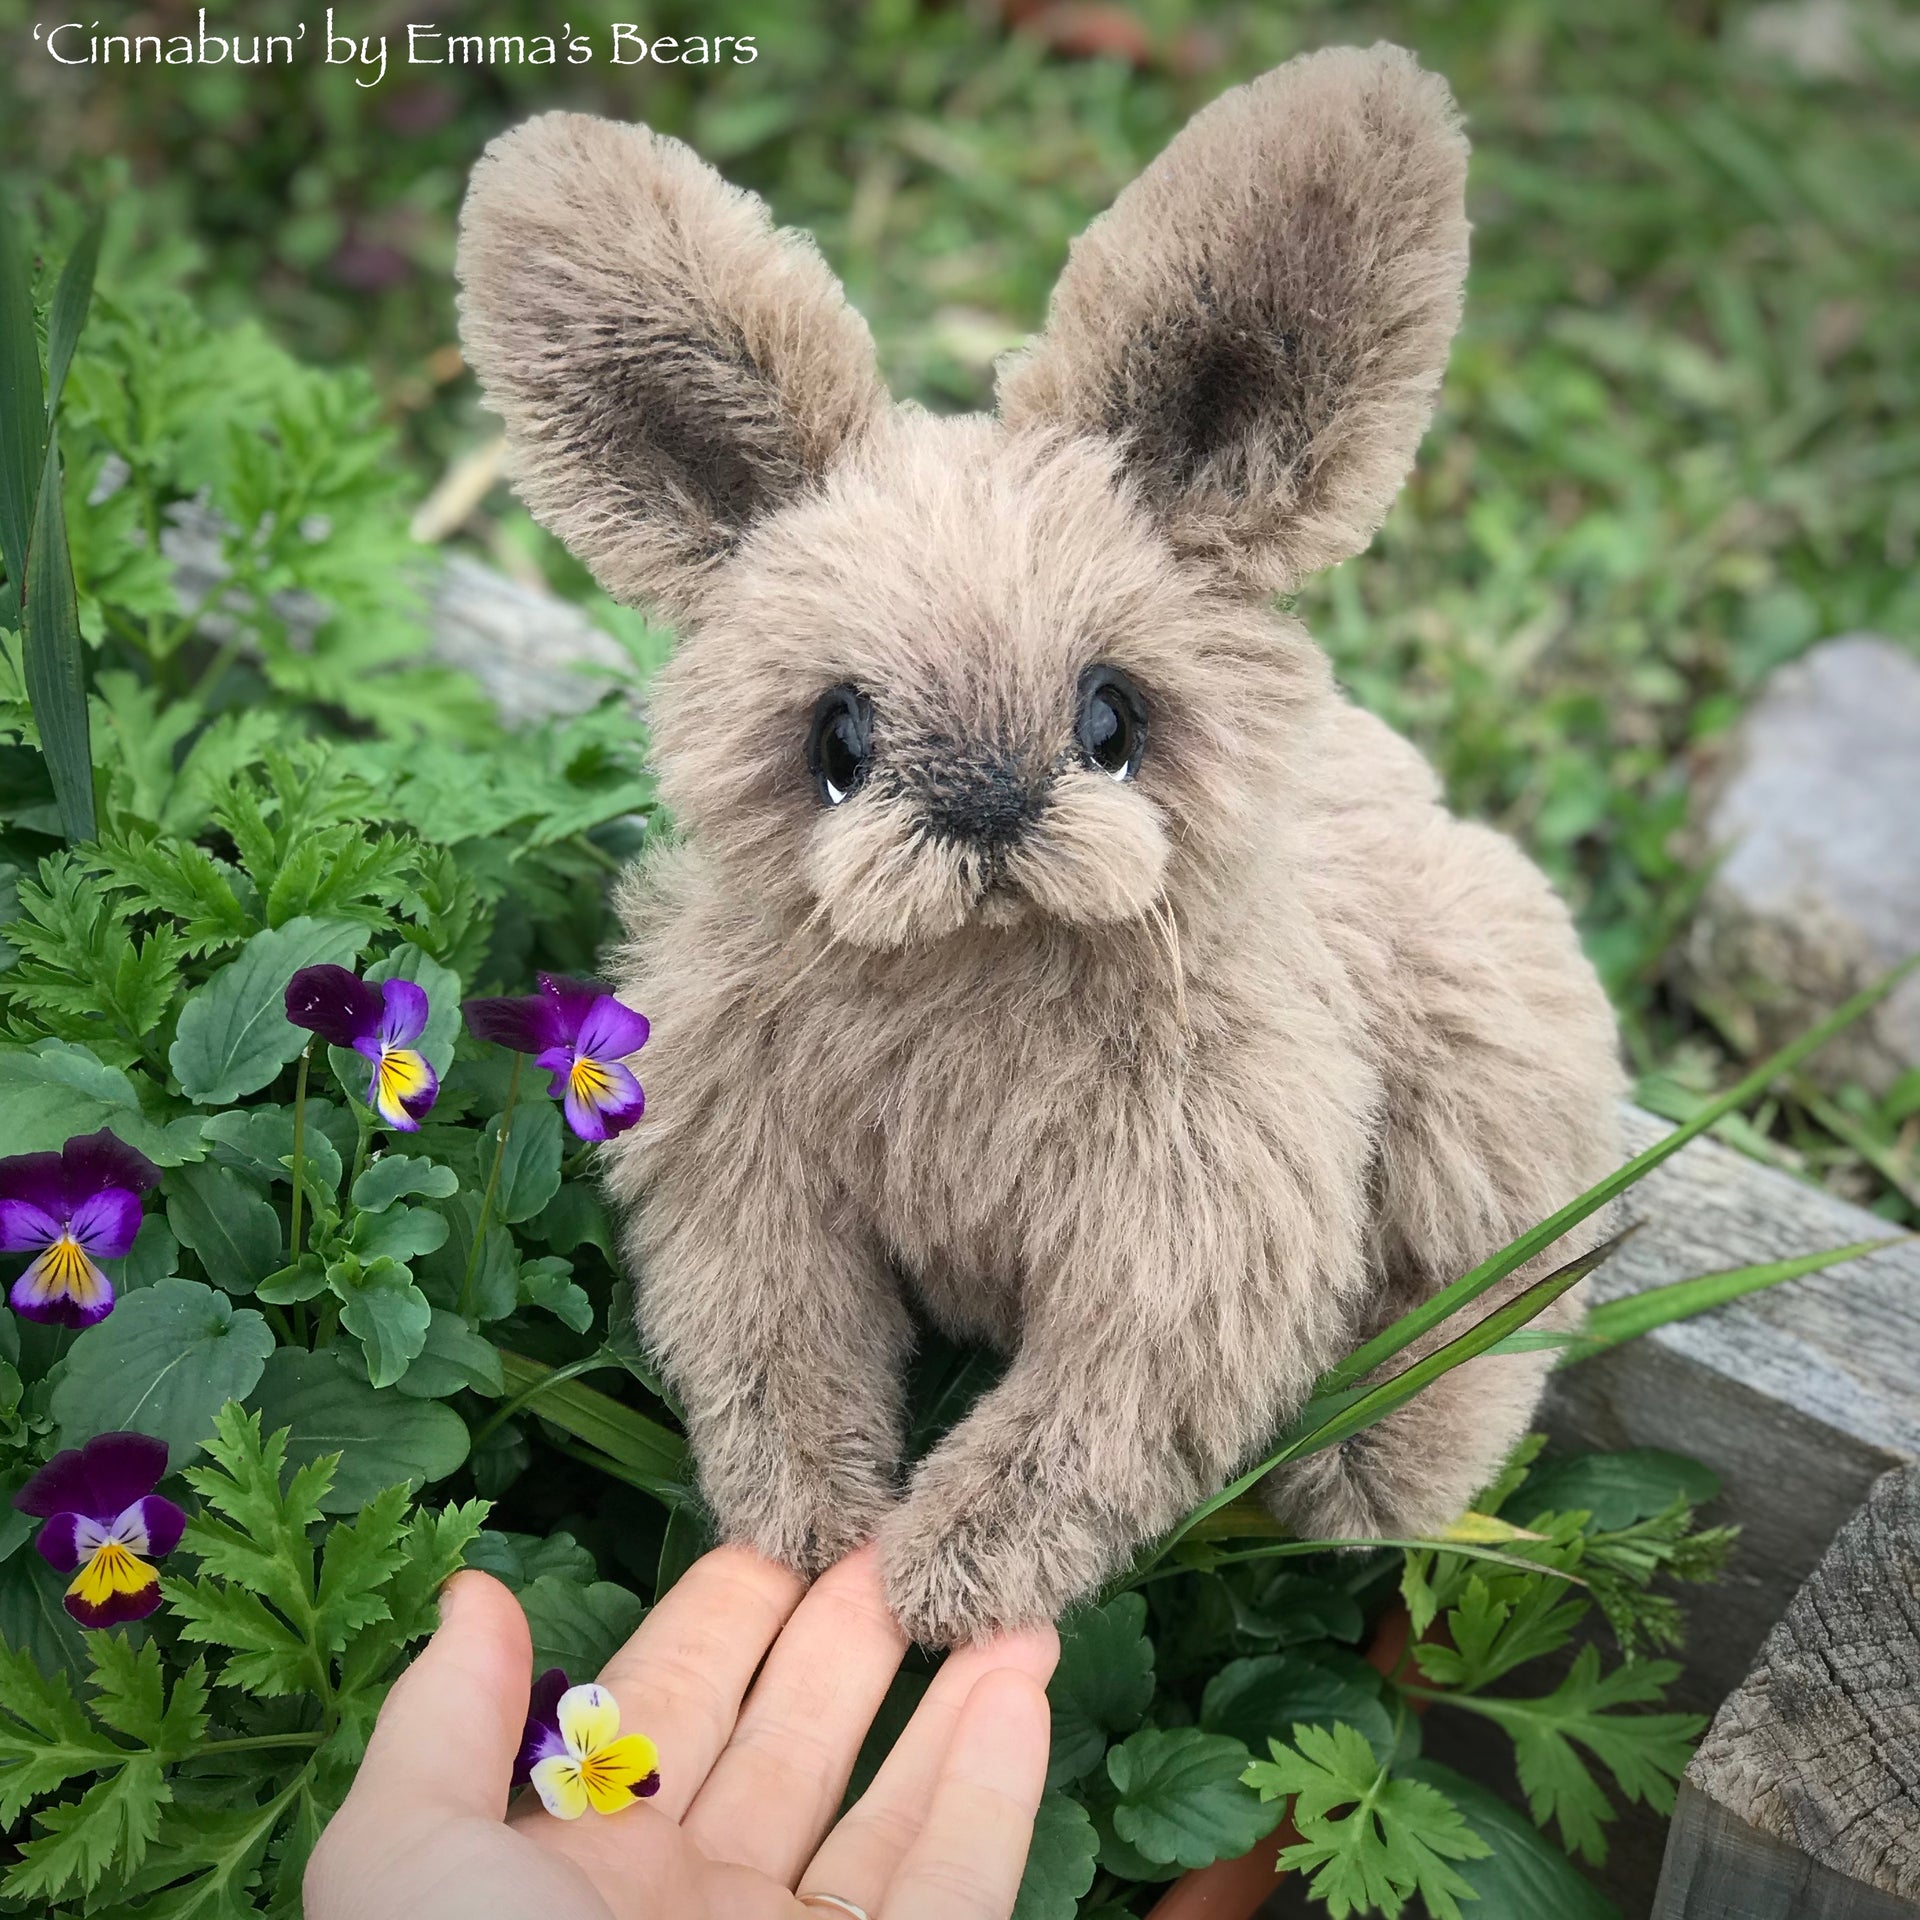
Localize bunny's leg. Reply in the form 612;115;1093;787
633;1159;911;1576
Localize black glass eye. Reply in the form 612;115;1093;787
807;685;873;807
1076;665;1148;782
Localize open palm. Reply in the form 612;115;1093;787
306;1544;1058;1920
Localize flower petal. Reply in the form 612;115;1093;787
369;1048;438;1131
59;1129;161;1201
587;1732;659;1792
10;1239;115;1328
285;964;383;1049
537;975;604;1044
529;1754;590;1821
574;995;650;1064
555;1682;622;1760
16;1432;168;1522
463;994;565;1055
0;1150;66;1215
65;1187;144;1262
32;1512;83;1575
513;1667;574;1787
124;1495;187;1560
0;1197;64;1254
377;977;431;1050
65;1538;161;1628
563;1061;645;1143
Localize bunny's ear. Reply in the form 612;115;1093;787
457;113;888;623
997;44;1467;594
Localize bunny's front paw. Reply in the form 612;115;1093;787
703;1439;899;1578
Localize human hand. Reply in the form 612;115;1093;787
305;1542;1059;1920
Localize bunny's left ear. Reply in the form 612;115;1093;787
997;43;1468;595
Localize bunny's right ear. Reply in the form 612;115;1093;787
457;113;887;624
998;44;1468;595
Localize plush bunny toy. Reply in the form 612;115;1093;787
456;42;1624;1647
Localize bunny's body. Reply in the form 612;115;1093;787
458;45;1624;1644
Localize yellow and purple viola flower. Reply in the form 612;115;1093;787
0;1129;160;1328
13;1432;186;1627
512;1670;661;1819
463;975;649;1142
286;964;440;1132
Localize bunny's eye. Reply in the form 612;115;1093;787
808;685;873;807
1076;666;1148;782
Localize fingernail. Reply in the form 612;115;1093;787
436;1570;468;1628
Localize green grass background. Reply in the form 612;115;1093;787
4;0;1917;1208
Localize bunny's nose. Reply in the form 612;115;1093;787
918;747;1043;850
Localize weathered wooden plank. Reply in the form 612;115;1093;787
1547;1105;1920;1708
1650;1464;1920;1915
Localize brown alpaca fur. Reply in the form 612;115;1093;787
457;43;1626;1647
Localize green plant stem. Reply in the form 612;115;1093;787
184;1733;325;1760
289;1044;311;1258
262;1303;295;1345
462;1054;522;1319
348;1104;374;1194
1116;1537;1585;1595
467;1348;613;1453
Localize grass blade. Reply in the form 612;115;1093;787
1571;1234;1914;1358
22;427;95;841
496;1348;690;1499
44;212;103;426
0;195;46;629
1317;958;1920;1397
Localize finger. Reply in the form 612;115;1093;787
876;1669;1052;1920
799;1624;1058;1913
681;1545;908;1881
349;1570;533;1819
589;1543;807;1819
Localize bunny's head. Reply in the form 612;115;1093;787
457;45;1467;952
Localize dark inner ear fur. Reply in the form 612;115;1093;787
457;111;886;623
998;43;1470;595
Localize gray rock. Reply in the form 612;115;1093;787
1688;634;1920;1092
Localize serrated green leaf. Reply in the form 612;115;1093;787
169;916;366;1104
351;1153;458;1211
1048;1592;1155;1786
314;1483;410;1648
165;1160;282;1295
245;1348;469;1512
4;1758;167;1902
1201;1650;1397;1766
0;1641;118;1823
50;1279;276;1466
1107;1727;1280;1871
1251;1721;1491;1920
1012;1791;1099;1920
516;1573;646;1679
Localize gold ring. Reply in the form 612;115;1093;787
798;1898;871;1919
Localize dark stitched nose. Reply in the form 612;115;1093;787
918;748;1042;850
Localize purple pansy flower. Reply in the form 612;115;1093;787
463;975;649;1142
0;1129;160;1328
286;964;440;1132
512;1667;660;1819
14;1432;187;1627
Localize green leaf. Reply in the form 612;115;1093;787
0;1637;115;1821
1048;1592;1155;1786
390;1309;505;1400
1107;1727;1281;1871
0;1040;203;1164
43;212;103;427
103;1215;182;1294
23;430;94;841
1436;1645;1704;1864
169;916;366;1105
416;1190;517;1321
486;1096;563;1224
1413;1571;1588;1693
1516;1450;1721;1532
516;1573;647;1679
50;1278;276;1465
495;1349;689;1499
1400;1760;1621;1920
5;1757;167;1902
246;1348;469;1512
1250;1722;1492;1920
0;192;46;631
164;1160;282;1295
202;1104;344;1201
333;1256;434;1390
1201;1650;1397;1766
315;1483;412;1648
1012;1792;1099;1920
528;1183;617;1259
518;1252;592;1334
349;1203;450;1265
255;1253;328;1305
366;945;461;1077
463;1529;598;1590
351;1153;458;1211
